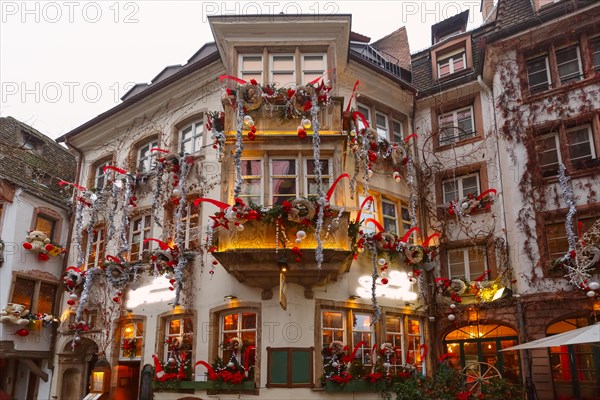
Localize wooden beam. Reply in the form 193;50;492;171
21;359;49;382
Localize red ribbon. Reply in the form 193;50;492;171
355;196;374;223
219;75;247;85
419;344;428;360
325;173;350;202
105;255;121;264
143;238;170;251
423;233;440;247
348;340;367;362
476;189;497;201
474;269;491;282
150;147;170;154
103;165;127;175
363;218;385;232
308;68;335;85
244;345;256;373
58;180;87;192
371;344;378;362
401;227;420;243
345;80;360;113
404;133;418;143
193;197;230;209
352;111;370;129
194;360;215;376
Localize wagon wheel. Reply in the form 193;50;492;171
462;362;501;394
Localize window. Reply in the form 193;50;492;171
302;54;327;84
547;317;600;399
406;318;425;374
221;311;257;378
137;140;159;173
34;214;56;242
163;316;193;363
352;313;375;366
556;45;583;84
85;226;106;269
382;199;398;234
437;48;466;78
179;120;204;155
129;215;152;262
270;159;298;206
239;54;263;84
442;173;480;203
181;202;200;249
537;133;561;177
240;159;263;205
93;160;111;189
358;193;377;234
566;125;595;167
270;54;295;87
10;276;57;315
322;311;345;345
401;206;416;244
545;215;597;261
375;112;389;141
438;106;475;146
384;315;405;373
447;245;488;281
392;119;403;143
591;36;600;71
527;55;551;93
305;159;330;198
120;320;144;360
356;104;371;130
267;347;313;388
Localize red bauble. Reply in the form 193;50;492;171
295;257;301;263
381;278;389;285
112;297;120;303
248;131;256;140
297;129;307;139
67;299;75;306
368;152;378;162
16;329;29;337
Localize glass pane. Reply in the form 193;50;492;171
453;55;465;71
241;72;262;83
35;216;55;239
272;72;295;86
448;249;466;279
527;56;550;91
443;179;458;202
272;160;296;175
383;218;397;234
385;316;401;333
556;46;581;82
407;318;420;335
547;222;568;259
382;201;397;217
439;61;450;77
353;314;372;331
11;278;35;310
123;323;135;339
272;55;294;70
307;178;329;196
169;319;181;335
183;318;193;333
304;55;324;70
241;331;256;345
323;311;343;329
223;313;238;331
468;247;487;281
136;322;144;336
462;176;479;197
307;159;329;175
567;127;592;162
37;283;56;314
241;179;261;196
272;178;296;196
242;56;262;70
591;38;600;69
241;160;261;176
242;313;256;329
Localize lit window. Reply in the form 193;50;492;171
358;193;377;234
566;124;595;167
526;55;551;93
438;106;475;146
375;112;389;141
392;119;403;143
381;199;398;234
536;134;561;177
305;159;330;198
322;311;345;345
437;48;466;78
34;214;56;241
239;54;263;84
384;315;405;372
270;54;295;87
270;159;297;206
11;276;57;314
591;37;600;71
86;227;106;269
240;159;263;205
137;140;159;173
164;316;193;363
352;312;374;366
179;120;203;155
221;311;257;378
442;174;480;203
406;318;425;374
447;245;488;281
555;45;582;84
120;321;144;360
129;215;152;262
302;53;327;84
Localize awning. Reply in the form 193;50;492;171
501;323;600;351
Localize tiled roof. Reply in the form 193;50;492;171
0;117;76;208
350;31;371;43
371;27;411;71
495;0;534;31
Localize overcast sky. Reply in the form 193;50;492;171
1;1;484;139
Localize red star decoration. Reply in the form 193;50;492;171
209;213;230;230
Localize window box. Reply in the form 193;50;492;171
153;379;255;392
324;380;380;392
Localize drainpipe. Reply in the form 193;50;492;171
478;74;535;399
48;135;84;372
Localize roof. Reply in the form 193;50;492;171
494;0;534;31
431;9;470;44
349;42;414;90
0;117;76;208
350;31;371;43
371;27;411;71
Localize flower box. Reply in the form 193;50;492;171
324;380;380;392
153;380;255;392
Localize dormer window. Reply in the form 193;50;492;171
238;50;327;86
437;47;466;78
436;29;463;44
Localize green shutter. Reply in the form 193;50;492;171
291;350;311;384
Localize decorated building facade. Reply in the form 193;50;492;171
0;117;76;399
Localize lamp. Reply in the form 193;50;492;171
348;295;361;300
224;295;237;301
277;255;288;273
90;356;111;393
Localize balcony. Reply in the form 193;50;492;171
212;212;353;299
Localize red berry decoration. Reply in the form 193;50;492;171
67;299;75;306
248;131;256;140
368;152;378;162
381;278;389;285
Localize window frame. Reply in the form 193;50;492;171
590;36;600;72
391;118;404;144
555;44;583;84
160;313;195;363
9;273;59;315
266;347;314;388
438;105;476;147
179;119;204;155
442;173;481;204
34;213;57;243
446;245;490;282
351;311;376;366
375;111;390;141
239;158;264;205
437;47;466;78
129;214;152;262
269;157;299;206
269;53;296;87
301;53;327;85
219;310;258;378
304;158;331;199
526;54;552;94
119;318;145;361
137;139;159;173
92;159;111;190
566;124;596;166
85;225;106;270
381;198;399;235
238;53;264;84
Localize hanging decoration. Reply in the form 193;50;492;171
448;189;497;217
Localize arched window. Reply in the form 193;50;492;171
443;323;522;384
547;317;600;400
